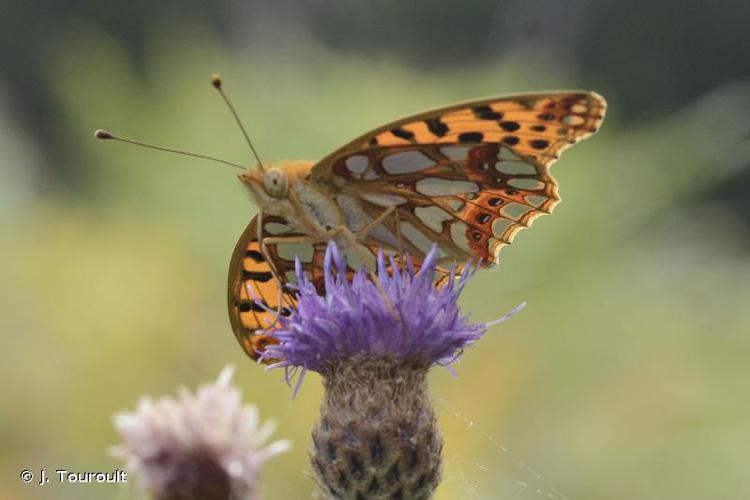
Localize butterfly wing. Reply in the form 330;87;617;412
311;91;606;265
227;214;327;360
228;213;451;360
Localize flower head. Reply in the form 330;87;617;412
257;243;523;499
112;366;289;500
262;242;523;391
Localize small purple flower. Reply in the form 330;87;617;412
262;242;523;391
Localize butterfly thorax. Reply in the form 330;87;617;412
239;160;345;239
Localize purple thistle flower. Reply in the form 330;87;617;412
255;242;523;499
262;242;524;389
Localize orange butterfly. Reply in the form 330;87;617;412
226;89;606;360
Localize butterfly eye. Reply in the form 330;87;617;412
263;168;288;198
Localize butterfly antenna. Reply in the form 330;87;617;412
211;74;266;172
94;129;245;170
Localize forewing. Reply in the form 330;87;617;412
312;91;606;264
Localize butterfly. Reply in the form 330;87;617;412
227;91;606;360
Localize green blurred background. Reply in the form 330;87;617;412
1;1;749;499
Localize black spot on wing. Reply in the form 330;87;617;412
391;127;415;141
475;213;491;224
458;132;484;143
530;139;550;150
242;270;274;282
473;105;503;120
499;121;520;132
503;136;520;146
245;249;265;262
238;300;266;313
425;118;449;137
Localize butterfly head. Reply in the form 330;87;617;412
240;168;285;207
239;160;314;208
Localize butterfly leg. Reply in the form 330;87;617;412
354;205;396;240
257;210;286;288
326;224;383;273
254;210;312;329
253;209;289;328
394;208;405;266
259;232;319;329
327;224;398;318
262;235;321;246
354;205;406;265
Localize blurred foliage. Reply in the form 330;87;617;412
1;2;750;500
